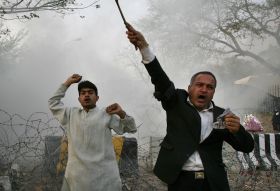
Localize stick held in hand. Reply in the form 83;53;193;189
115;0;127;25
115;0;137;50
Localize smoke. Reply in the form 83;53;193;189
0;0;149;116
1;0;279;142
131;0;280;116
3;3;280;190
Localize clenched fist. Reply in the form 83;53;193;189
64;74;82;87
126;23;149;50
224;113;241;134
106;103;126;119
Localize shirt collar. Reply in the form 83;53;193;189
187;97;213;112
80;106;98;113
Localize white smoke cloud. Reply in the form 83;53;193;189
0;0;149;117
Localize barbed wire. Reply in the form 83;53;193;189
0;109;279;191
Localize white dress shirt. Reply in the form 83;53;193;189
182;99;214;171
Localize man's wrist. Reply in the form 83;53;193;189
119;110;126;119
140;46;155;64
63;81;71;87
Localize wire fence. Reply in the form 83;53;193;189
0;109;279;191
259;85;280;113
0;109;65;191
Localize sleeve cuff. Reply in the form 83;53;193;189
140;46;155;64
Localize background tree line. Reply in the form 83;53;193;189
130;0;280;83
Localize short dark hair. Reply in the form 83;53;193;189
190;71;217;87
78;81;98;95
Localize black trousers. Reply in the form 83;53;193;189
168;171;212;191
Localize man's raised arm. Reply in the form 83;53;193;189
48;74;82;126
126;23;175;103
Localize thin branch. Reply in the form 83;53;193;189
197;44;236;55
11;0;25;9
197;31;237;51
264;15;280;27
244;0;280;46
218;25;243;52
1;0;99;17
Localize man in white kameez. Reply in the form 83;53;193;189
48;74;137;191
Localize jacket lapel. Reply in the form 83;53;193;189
182;101;201;144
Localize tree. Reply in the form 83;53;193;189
0;0;100;71
0;21;25;73
1;0;100;20
193;0;280;74
137;0;280;75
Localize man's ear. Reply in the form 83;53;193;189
78;96;81;103
96;96;99;102
187;85;191;92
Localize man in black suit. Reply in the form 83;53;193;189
126;23;254;191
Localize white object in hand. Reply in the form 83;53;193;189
213;108;232;129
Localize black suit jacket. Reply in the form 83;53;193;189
144;58;254;191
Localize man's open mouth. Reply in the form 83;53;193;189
198;95;206;100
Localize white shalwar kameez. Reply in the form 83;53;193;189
48;84;137;191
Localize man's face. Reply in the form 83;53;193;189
188;74;216;111
78;88;99;111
